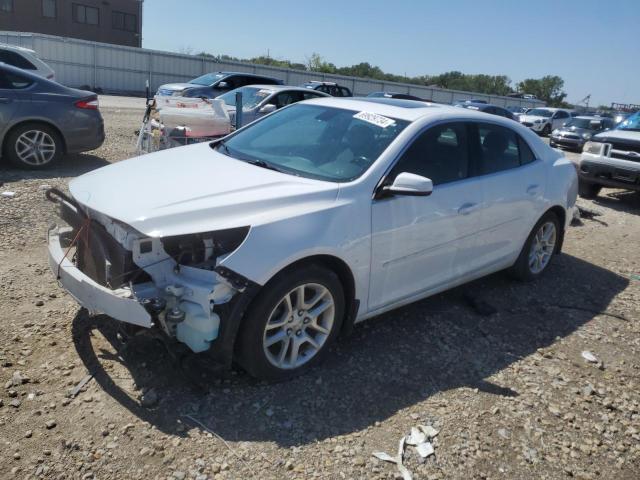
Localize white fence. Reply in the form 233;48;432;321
1;31;544;108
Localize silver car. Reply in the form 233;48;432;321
549;116;614;151
0;63;104;169
217;85;330;127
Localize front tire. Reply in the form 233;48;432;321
4;123;63;169
237;264;345;381
510;212;560;281
542;124;551;136
578;180;601;199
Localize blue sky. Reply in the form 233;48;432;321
143;0;639;106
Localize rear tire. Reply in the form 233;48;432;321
578;180;601;199
237;264;345;382
3;122;63;169
510;212;560;282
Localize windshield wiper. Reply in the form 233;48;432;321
245;159;283;173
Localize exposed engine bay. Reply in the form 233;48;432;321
47;188;250;353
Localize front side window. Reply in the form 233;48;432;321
0;50;36;70
42;0;56;17
389;122;469;185
112;11;136;32
217;86;272;111
0;0;12;12
554;111;569;119
272;91;304;108
189;72;224;86
73;3;99;25
216;104;409;182
0;70;34;89
527;108;552;118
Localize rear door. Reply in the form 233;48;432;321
471;122;546;267
0;69;28;138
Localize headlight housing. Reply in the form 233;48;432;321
552;129;560;135
583;141;605;155
582;133;592;140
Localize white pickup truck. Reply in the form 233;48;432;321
578;112;640;198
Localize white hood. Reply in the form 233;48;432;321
69;143;339;237
520;115;549;123
593;129;640;142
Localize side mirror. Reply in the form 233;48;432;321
382;172;433;197
217;81;229;89
258;103;277;114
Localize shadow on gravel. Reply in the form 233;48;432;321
594;190;640;215
0;153;108;183
71;253;628;447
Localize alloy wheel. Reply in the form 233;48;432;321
262;283;335;369
528;221;556;274
15;130;56;166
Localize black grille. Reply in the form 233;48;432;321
522;122;533;127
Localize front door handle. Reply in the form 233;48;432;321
458;202;480;215
526;184;540;196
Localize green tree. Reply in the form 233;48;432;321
516;76;568;106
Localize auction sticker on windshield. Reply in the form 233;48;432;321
353;111;396;128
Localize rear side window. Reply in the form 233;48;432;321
0;70;34;89
340;87;352;97
0;50;37;70
518;137;536;165
256;76;280;86
390;122;469;185
477;123;521;174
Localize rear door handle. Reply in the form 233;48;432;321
0;97;11;104
526;184;540;196
458;202;480;215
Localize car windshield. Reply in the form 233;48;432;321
616;112;640;131
189;73;225;86
565;118;599;129
527;109;553;117
215;104;410;182
218;87;272;111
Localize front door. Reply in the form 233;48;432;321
369;122;484;311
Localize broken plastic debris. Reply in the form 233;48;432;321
416;441;434;458
1;191;16;198
419;424;440;439
406;426;427;445
372;451;396;463
581;351;598;363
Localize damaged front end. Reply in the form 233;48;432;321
46;188;255;359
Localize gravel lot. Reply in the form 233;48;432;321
1;97;639;480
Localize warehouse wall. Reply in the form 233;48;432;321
0;31;544;108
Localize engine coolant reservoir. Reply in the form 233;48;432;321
175;301;220;353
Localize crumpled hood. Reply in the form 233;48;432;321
69;143;339;237
520;115;549;123
158;83;196;92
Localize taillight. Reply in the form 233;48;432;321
75;98;99;110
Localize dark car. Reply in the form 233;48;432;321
549;116;614;151
0;63;104;169
455;101;517;121
156;72;284;98
367;91;424;101
301;81;352;97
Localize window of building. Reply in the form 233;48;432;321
112;11;137;32
0;0;13;13
73;3;99;25
42;0;56;18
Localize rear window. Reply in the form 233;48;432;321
0;50;37;70
0;70;34;89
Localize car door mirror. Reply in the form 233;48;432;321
382;172;433;197
258;103;277;114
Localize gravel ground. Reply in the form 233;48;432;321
1;98;639;480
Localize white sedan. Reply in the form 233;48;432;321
47;97;578;381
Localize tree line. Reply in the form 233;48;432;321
195;50;569;107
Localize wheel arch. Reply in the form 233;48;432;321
2;119;67;155
542;205;566;253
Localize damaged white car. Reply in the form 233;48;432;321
47;98;578;381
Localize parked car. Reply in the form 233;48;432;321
46;97;577;380
156;72;283;98
455;101;517;120
0;43;55;80
367;91;424;101
578;111;640;198
218;85;329;126
519;107;572;136
508;93;538;100
549;116;614;151
0;63;104;169
301;81;352;97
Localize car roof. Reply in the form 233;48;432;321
574;115;605;120
244;84;330;94
0;43;37;55
217;71;279;79
459;101;504;109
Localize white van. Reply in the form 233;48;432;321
0;44;56;81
